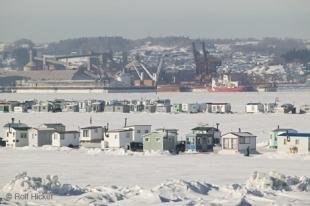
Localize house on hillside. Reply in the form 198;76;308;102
221;131;257;154
277;132;310;154
2;119;30;147
143;129;178;153
52;131;80;147
102;128;133;148
245;103;264;113
185;125;221;152
269;127;298;149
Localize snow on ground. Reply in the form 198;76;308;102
0;163;310;205
0;92;310;205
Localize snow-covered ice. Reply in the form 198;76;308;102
0;91;310;205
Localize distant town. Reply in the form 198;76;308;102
0;37;310;93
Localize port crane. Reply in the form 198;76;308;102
126;54;166;86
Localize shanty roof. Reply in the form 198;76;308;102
272;128;296;132
54;131;80;134
228;132;256;137
108;128;133;133
278;133;310;138
192;126;219;131
3;122;30;130
81;126;103;130
246;103;262;105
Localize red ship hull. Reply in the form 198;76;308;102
207;86;248;92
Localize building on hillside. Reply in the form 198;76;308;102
277;132;310;154
221;131;257;154
143;129;178;153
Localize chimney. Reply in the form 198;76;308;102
11;118;15;124
238;128;241;132
277;125;280;129
216;123;220;130
124;118;127;127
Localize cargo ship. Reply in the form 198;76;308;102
207;74;248;92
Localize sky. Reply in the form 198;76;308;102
0;0;309;43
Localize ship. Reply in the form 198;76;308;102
207;74;248;92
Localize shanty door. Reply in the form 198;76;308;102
232;139;238;149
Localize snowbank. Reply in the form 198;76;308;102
80;147;172;156
1;172;86;196
246;171;310;192
1;171;310;205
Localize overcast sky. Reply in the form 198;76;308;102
0;0;309;43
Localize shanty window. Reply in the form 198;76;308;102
83;130;89;137
239;137;245;144
145;130;149;133
245;137;250;144
145;138;149;142
137;130;141;134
